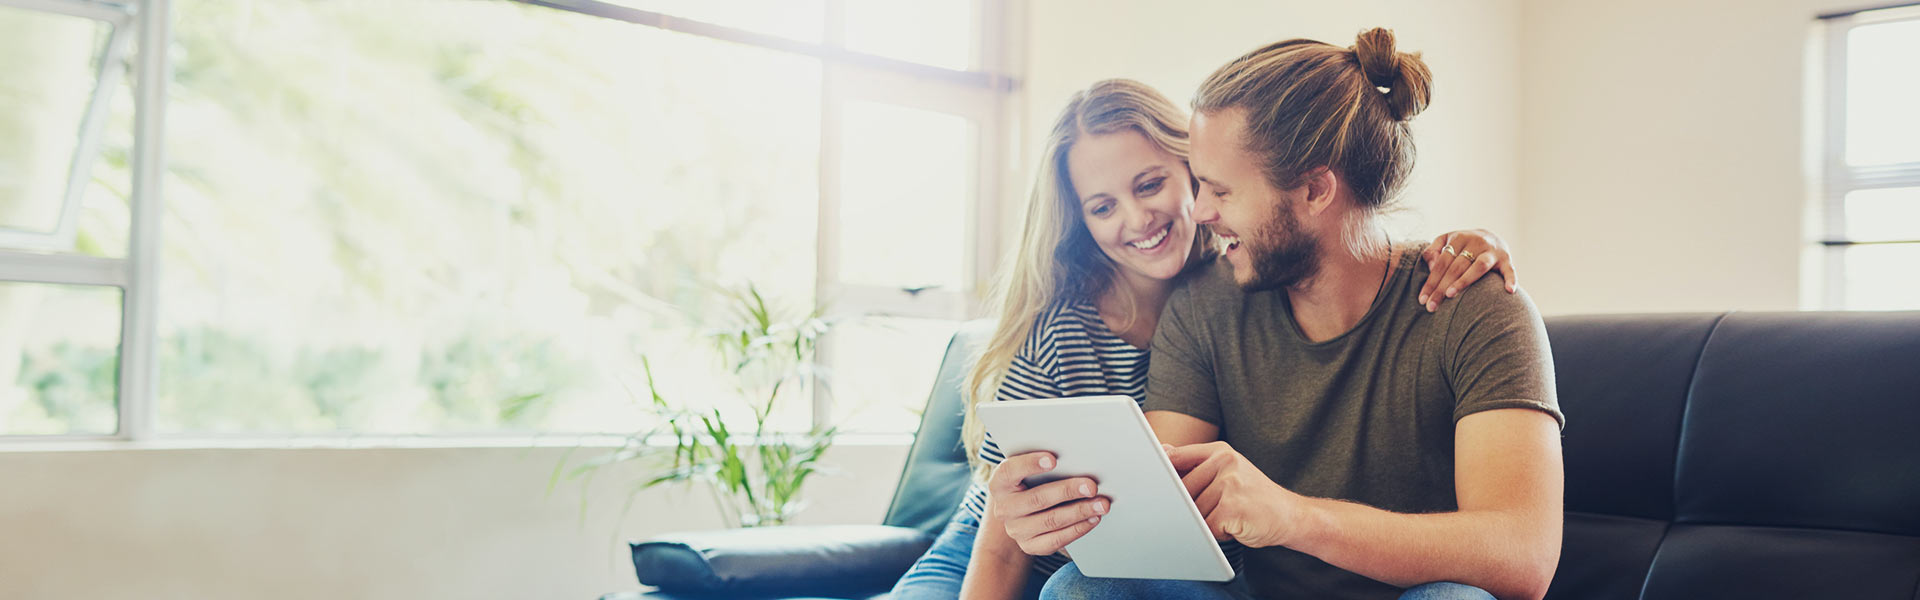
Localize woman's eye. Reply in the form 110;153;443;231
1137;179;1164;196
1090;204;1113;217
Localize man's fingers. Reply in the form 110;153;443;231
1165;443;1217;472
1193;475;1224;517
1180;453;1230;498
1203;502;1234;541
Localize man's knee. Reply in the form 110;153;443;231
1397;581;1497;600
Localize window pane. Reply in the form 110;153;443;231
843;0;975;70
161;0;820;434
0;281;121;435
1841;243;1920;310
1845;18;1920;167
826;316;959;433
609;0;825;43
837;102;974;292
0;6;131;257
1844;187;1920;242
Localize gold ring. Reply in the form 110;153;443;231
1459;249;1476;263
1441;244;1456;256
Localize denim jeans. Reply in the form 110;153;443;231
890;510;1047;600
1036;562;1494;600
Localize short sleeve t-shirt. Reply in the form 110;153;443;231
1146;245;1562;599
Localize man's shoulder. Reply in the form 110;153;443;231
1171;257;1244;307
1435;273;1544;336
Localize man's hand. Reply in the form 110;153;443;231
986;451;1110;556
1167;441;1307;549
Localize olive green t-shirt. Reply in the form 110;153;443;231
1145;244;1563;599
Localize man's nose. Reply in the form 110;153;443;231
1193;192;1220;225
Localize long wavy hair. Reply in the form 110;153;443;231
960;79;1212;474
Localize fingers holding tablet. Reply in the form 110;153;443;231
988;451;1112;556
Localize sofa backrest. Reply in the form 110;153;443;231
1544;311;1920;600
881;320;992;536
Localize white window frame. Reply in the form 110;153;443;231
1;0;1015;441
0;0;158;442
1816;3;1920;310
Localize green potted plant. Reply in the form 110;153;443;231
565;285;837;528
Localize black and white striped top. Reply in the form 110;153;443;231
959;301;1243;577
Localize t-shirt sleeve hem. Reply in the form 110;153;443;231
1453;399;1566;430
1143;405;1223;428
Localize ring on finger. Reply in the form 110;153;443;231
1441;244;1456;256
1459;249;1476;262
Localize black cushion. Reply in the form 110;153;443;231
1637;524;1920;600
1546;313;1720;521
1544;512;1667;600
1674;311;1920;536
630;525;932;597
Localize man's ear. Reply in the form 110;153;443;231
1301;167;1339;216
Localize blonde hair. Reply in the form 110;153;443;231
959;79;1209;474
1192;27;1433;210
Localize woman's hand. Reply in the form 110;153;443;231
1419;229;1518;312
986;451;1110;556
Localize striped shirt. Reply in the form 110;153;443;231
959;301;1244;577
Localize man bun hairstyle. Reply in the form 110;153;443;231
1352;27;1432;122
1193;27;1434;210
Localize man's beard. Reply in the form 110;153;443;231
1238;202;1319;292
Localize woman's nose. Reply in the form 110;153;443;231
1124;203;1154;232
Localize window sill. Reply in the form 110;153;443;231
0;432;916;453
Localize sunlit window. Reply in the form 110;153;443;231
1;0;1006;439
1817;6;1920;310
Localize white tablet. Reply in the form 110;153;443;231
976;395;1235;582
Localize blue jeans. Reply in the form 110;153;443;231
1037;562;1493;600
890;510;1047;600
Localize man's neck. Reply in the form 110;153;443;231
1286;229;1393;343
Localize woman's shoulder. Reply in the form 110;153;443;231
1018;300;1098;356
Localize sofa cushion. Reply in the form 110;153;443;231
1546;313;1720;521
1637;524;1920;600
630;524;932;597
1675;311;1920;536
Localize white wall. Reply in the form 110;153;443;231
1016;0;1525;258
0;443;905;600
1517;0;1849;314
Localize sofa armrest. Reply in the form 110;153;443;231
630;524;934;595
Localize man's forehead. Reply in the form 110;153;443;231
1192;106;1251;140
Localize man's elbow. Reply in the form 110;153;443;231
1484;547;1557;600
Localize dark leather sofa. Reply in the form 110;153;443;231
610;312;1920;600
